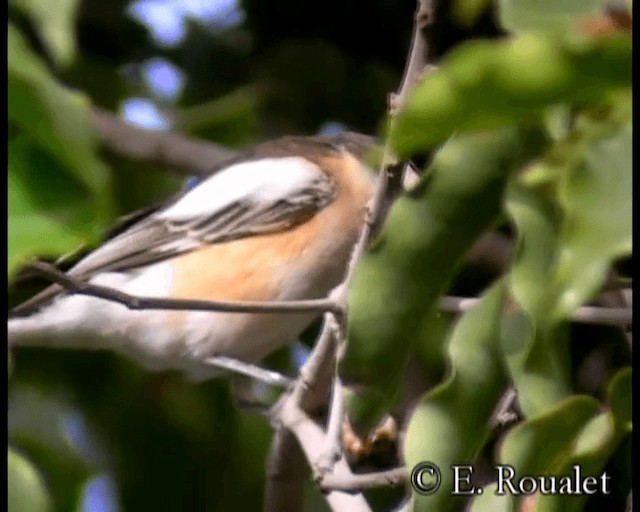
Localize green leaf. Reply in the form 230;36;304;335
11;0;80;68
498;0;606;34
8;24;112;217
469;395;601;512
501;396;601;474
8;448;52;512
453;0;493;27
500;312;572;418
468;490;511;512
501;99;631;418
535;368;631;512
471;369;631;512
8;138;100;277
505;185;562;321
342;128;527;433
542;104;572;143
404;283;508;512
391;33;631;156
607;367;631;433
506;98;631;325
553;116;632;319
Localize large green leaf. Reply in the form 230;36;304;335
607;367;631;433
500;312;571;418
404;283;508;512
8;24;112;216
342;128;529;433
11;0;80;68
8;138;100;276
499;396;601;476
8;24;114;277
506;97;631;324
471;368;631;512
500;97;631;418
8;448;52;512
553;114;632;319
536;368;631;512
391;33;631;156
468;395;601;512
498;0;606;34
505;186;562;322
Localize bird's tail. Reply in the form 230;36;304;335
8;310;98;350
8;315;50;348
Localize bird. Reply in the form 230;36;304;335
8;133;378;382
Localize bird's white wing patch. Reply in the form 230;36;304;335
158;157;326;221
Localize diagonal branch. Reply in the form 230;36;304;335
274;397;372;512
91;107;237;175
311;0;439;481
203;356;294;388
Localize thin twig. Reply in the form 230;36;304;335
267;2;438;508
29;261;341;315
291;314;345;477
318;467;407;493
343;164;394;287
307;152;395;478
570;304;632;326
316;378;345;474
438;295;632;327
389;0;436;115
489;387;519;429
292;314;341;408
203;356;294;388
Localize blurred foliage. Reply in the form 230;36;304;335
8;447;52;512
403;283;508;511
342;127;537;430
7;0;631;511
391;32;631;155
342;0;632;511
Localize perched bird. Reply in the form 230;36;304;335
8;133;377;381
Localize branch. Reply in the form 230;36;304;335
275;398;372;512
318;467;407;493
389;0;436;115
91;108;237;175
28;261;341;315
488;387;519;429
264;428;307;512
267;1;439;507
308;0;438;480
291;314;341;409
438;295;632;327
203;356;293;388
268;0;440;504
265;315;342;511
